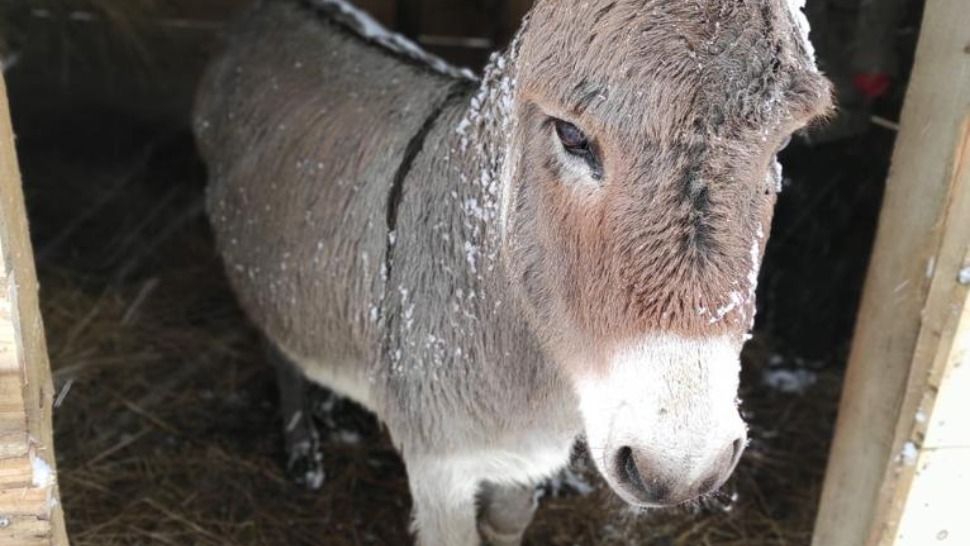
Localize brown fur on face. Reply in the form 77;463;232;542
504;0;833;364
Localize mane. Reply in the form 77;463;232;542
451;12;533;263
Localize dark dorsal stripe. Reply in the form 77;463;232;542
379;82;472;321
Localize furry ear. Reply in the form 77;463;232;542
787;72;836;125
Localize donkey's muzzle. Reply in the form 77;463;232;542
612;436;745;506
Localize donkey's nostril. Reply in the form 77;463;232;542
614;446;672;504
616;446;643;490
609;437;746;506
694;438;745;497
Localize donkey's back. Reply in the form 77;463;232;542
194;1;461;384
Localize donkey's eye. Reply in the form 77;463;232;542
554;119;589;152
552;118;603;180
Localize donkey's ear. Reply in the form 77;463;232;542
786;71;835;125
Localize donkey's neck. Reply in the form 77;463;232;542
436;46;566;387
378;34;581;450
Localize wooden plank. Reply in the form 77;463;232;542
812;1;970;544
892;311;969;545
356;0;397;27
0;516;56;546
0;485;51;518
884;121;970;546
0;455;33;487
0;73;68;545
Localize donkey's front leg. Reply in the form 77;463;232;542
265;342;325;490
406;457;481;546
478;482;538;546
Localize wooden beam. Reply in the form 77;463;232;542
355;0;398;27
892;272;969;544
0;75;68;544
812;1;970;545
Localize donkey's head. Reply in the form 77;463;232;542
497;0;832;507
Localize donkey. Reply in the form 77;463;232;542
194;0;831;544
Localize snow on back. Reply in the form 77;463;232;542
310;0;476;81
457;50;516;153
454;16;531;244
786;0;816;63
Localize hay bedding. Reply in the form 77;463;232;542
12;105;847;546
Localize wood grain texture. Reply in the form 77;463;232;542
885;119;970;546
0;74;68;545
812;1;970;545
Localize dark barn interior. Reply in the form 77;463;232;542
0;0;925;544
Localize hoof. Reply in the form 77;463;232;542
287;437;326;490
284;409;325;490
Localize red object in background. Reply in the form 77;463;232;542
853;72;892;100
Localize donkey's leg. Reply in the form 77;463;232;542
406;457;481;546
266;342;325;490
478;482;539;546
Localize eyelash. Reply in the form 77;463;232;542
552;118;604;181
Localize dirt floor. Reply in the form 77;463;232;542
3;1;922;544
